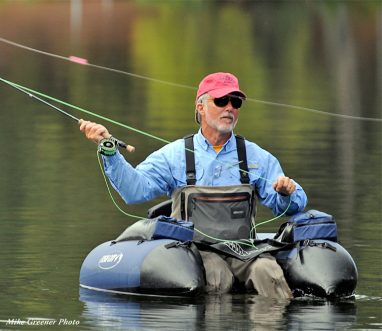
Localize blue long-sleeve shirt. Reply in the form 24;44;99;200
103;130;307;216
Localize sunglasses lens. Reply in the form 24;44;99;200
213;96;229;108
213;96;242;109
231;97;242;109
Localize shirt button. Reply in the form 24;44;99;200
213;165;222;177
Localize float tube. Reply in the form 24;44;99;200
80;239;205;296
275;240;357;298
79;205;357;298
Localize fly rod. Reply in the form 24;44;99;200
1;79;135;152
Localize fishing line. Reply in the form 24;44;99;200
97;151;142;220
245;97;382;122
8;82;80;122
250;197;292;240
0;77;172;146
0;37;196;91
1;36;381;122
97;148;260;247
0;76;292;245
195;197;291;248
0;76;274;183
0;37;366;250
0;77;132;150
97;149;290;248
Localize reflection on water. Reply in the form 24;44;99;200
285;299;357;331
80;289;358;331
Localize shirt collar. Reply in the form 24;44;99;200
195;129;237;153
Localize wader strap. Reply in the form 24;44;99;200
184;134;196;185
184;134;250;185
235;135;250;184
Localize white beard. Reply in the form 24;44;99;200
204;111;238;134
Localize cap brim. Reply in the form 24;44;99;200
208;88;246;99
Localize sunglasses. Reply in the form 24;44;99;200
212;95;243;109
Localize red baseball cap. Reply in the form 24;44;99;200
196;72;246;101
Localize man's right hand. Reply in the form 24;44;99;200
79;119;111;144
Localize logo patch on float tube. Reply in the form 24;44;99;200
98;252;124;270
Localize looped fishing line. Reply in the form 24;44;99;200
97;149;291;248
194;197;291;248
97;151;142;220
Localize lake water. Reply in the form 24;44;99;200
0;1;381;330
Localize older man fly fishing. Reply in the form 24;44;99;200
80;72;308;298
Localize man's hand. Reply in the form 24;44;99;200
272;176;296;196
79;119;111;144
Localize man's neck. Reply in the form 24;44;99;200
200;128;232;146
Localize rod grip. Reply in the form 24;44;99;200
116;140;135;153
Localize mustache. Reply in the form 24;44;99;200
220;113;234;120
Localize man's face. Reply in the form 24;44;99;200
202;96;241;134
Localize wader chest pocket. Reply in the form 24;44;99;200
186;192;253;243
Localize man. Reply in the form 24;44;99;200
80;72;307;298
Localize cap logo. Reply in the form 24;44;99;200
205;75;235;87
222;74;235;84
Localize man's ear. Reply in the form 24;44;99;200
196;102;205;117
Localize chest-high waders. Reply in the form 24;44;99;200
170;136;294;298
171;134;257;245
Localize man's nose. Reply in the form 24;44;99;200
226;102;234;111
